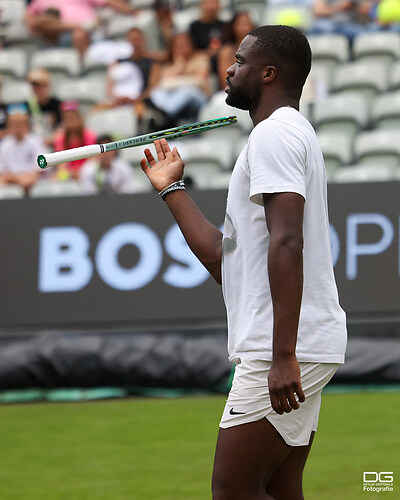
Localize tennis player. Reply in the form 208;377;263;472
141;25;347;500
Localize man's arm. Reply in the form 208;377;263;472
141;139;223;284
263;191;306;415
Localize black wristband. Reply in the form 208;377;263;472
159;180;185;200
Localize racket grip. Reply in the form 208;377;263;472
37;144;102;169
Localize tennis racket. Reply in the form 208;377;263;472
37;116;237;169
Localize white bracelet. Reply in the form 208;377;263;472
159;180;185;200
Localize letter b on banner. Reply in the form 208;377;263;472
38;227;93;292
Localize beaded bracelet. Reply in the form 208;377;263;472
159;180;185;201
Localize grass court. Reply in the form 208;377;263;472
0;392;398;499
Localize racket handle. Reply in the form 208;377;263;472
38;144;102;169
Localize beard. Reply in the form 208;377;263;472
225;79;261;111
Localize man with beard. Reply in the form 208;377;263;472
140;25;347;500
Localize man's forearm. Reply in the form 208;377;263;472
165;190;223;283
140;140;222;283
268;235;303;359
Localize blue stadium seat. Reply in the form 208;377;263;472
0;0;25;26
0;48;27;81
86;106;138;139
353;129;400;168
332;164;396;183
55;78;107;115
317;130;353;178
30;48;81;86
332;61;389;105
371;91;400;130
308;34;350;71
0;184;25;199
313;94;369;139
29;180;84;198
353;32;400;66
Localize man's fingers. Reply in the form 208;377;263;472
270;392;283;415
279;394;292;413
172;146;181;159
140;158;147;170
271;390;292;414
154;140;166;161
160;138;173;158
295;383;305;403
143;148;156;167
270;384;306;415
287;389;300;410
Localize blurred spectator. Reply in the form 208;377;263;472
78;30;133;65
53;101;97;179
25;0;136;47
151;0;175;58
311;0;369;40
0;75;8;140
80;134;133;194
0;106;44;194
146;32;211;128
190;0;227;73
217;11;254;90
106;28;155;112
25;68;61;147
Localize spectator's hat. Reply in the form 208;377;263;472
61;100;80;112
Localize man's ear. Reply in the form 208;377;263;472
262;65;277;83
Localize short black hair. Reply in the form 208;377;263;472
248;25;312;91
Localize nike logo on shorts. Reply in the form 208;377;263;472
229;407;246;415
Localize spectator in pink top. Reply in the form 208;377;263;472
25;0;135;46
53;101;97;179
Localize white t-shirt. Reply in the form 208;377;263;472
80;156;133;194
110;61;144;100
222;106;347;364
0;133;45;174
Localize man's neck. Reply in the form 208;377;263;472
201;14;217;23
132;49;143;60
250;96;299;126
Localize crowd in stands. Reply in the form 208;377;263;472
0;0;399;197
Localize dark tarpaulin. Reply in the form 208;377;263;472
0;328;399;391
0;329;232;391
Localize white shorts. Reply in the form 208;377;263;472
219;359;339;447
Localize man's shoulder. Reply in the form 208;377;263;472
260;108;315;143
251;109;307;138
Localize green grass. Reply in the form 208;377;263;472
0;393;398;499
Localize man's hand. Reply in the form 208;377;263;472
268;353;305;415
140;139;185;192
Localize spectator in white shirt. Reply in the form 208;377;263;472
80;134;133;194
0;106;45;194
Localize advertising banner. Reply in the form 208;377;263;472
0;182;398;328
